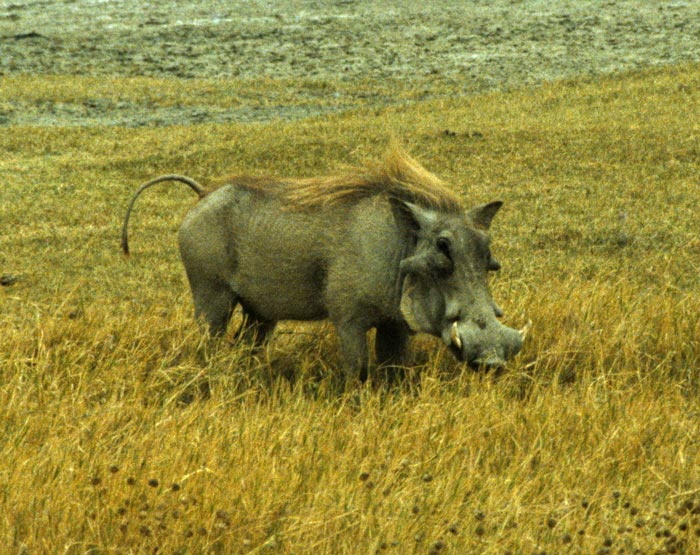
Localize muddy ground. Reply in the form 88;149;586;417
2;0;700;126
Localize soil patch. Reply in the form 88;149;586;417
2;0;699;126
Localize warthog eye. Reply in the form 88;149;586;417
432;237;454;276
436;237;451;257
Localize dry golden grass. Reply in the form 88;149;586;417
1;64;700;554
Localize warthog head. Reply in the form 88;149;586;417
398;200;528;368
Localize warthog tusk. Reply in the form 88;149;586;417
519;320;532;341
451;321;462;350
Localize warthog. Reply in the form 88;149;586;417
122;147;529;382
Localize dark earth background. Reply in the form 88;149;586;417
2;0;700;126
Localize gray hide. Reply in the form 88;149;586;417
123;177;527;383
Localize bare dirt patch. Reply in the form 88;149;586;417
2;0;700;126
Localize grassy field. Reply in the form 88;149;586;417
1;64;700;554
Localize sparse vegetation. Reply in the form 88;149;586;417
1;64;700;554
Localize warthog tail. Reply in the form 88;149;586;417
121;174;207;256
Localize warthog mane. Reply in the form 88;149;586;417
223;146;464;213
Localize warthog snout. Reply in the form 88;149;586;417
447;319;531;369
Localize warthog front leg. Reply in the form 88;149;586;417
334;319;370;384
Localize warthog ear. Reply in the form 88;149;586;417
399;274;445;334
468;201;503;231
